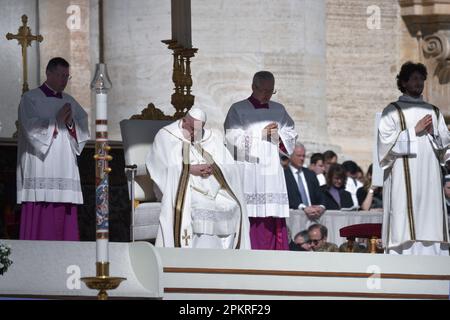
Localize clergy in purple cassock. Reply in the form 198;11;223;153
224;71;297;250
17;57;90;241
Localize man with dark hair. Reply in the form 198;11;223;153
309;152;326;186
378;61;450;255
224;71;297;250
342;160;363;208
323;150;337;175
17;57;90;240
46;57;70;73
307;224;338;252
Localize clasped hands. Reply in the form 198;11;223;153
303;206;325;220
190;164;213;178
415;114;433;136
262;122;279;143
57;103;73;127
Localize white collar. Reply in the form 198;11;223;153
164;119;212;144
290;164;303;176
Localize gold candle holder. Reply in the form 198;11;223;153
81;262;126;300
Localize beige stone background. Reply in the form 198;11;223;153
1;0;449;171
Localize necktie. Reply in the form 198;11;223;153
296;170;309;206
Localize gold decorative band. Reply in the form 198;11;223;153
194;144;243;249
96;262;109;277
393;103;416;240
96;232;109;239
174;142;190;247
96;120;108;125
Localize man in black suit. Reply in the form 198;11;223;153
284;143;326;222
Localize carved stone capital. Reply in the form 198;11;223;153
423;31;450;61
423;31;450;84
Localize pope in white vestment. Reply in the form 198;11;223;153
17;58;90;240
224;71;297;250
378;62;450;255
146;108;251;249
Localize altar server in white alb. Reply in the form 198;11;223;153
17;57;90;241
146;107;251;249
378;61;450;255
224;71;297;250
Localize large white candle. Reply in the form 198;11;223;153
96;238;108;262
96;93;107;120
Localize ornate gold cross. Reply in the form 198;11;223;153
182;229;191;246
6;15;43;94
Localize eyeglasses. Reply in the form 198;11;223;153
308;238;323;245
256;86;277;95
52;72;72;80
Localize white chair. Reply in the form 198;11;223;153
120;119;174;241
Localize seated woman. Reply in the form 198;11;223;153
356;164;383;211
320;164;355;210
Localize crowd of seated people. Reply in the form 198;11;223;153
282;147;384;212
284;147;450;252
282;147;388;251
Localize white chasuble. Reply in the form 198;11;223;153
146;120;251;249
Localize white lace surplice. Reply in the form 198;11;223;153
17;88;90;204
224;99;297;218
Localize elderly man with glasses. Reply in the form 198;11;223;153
307;224;338;252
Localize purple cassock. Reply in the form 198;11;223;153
246;95;289;251
20;202;79;241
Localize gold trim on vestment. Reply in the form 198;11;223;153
174;142;190;247
392;103;416;240
431;105;449;243
193;144;243;249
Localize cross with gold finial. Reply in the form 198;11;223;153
182;229;191;246
6;15;43;94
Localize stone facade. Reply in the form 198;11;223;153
326;0;402;167
1;0;449;170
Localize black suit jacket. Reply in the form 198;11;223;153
320;185;354;210
284;167;325;209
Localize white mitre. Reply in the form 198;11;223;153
188;107;207;122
